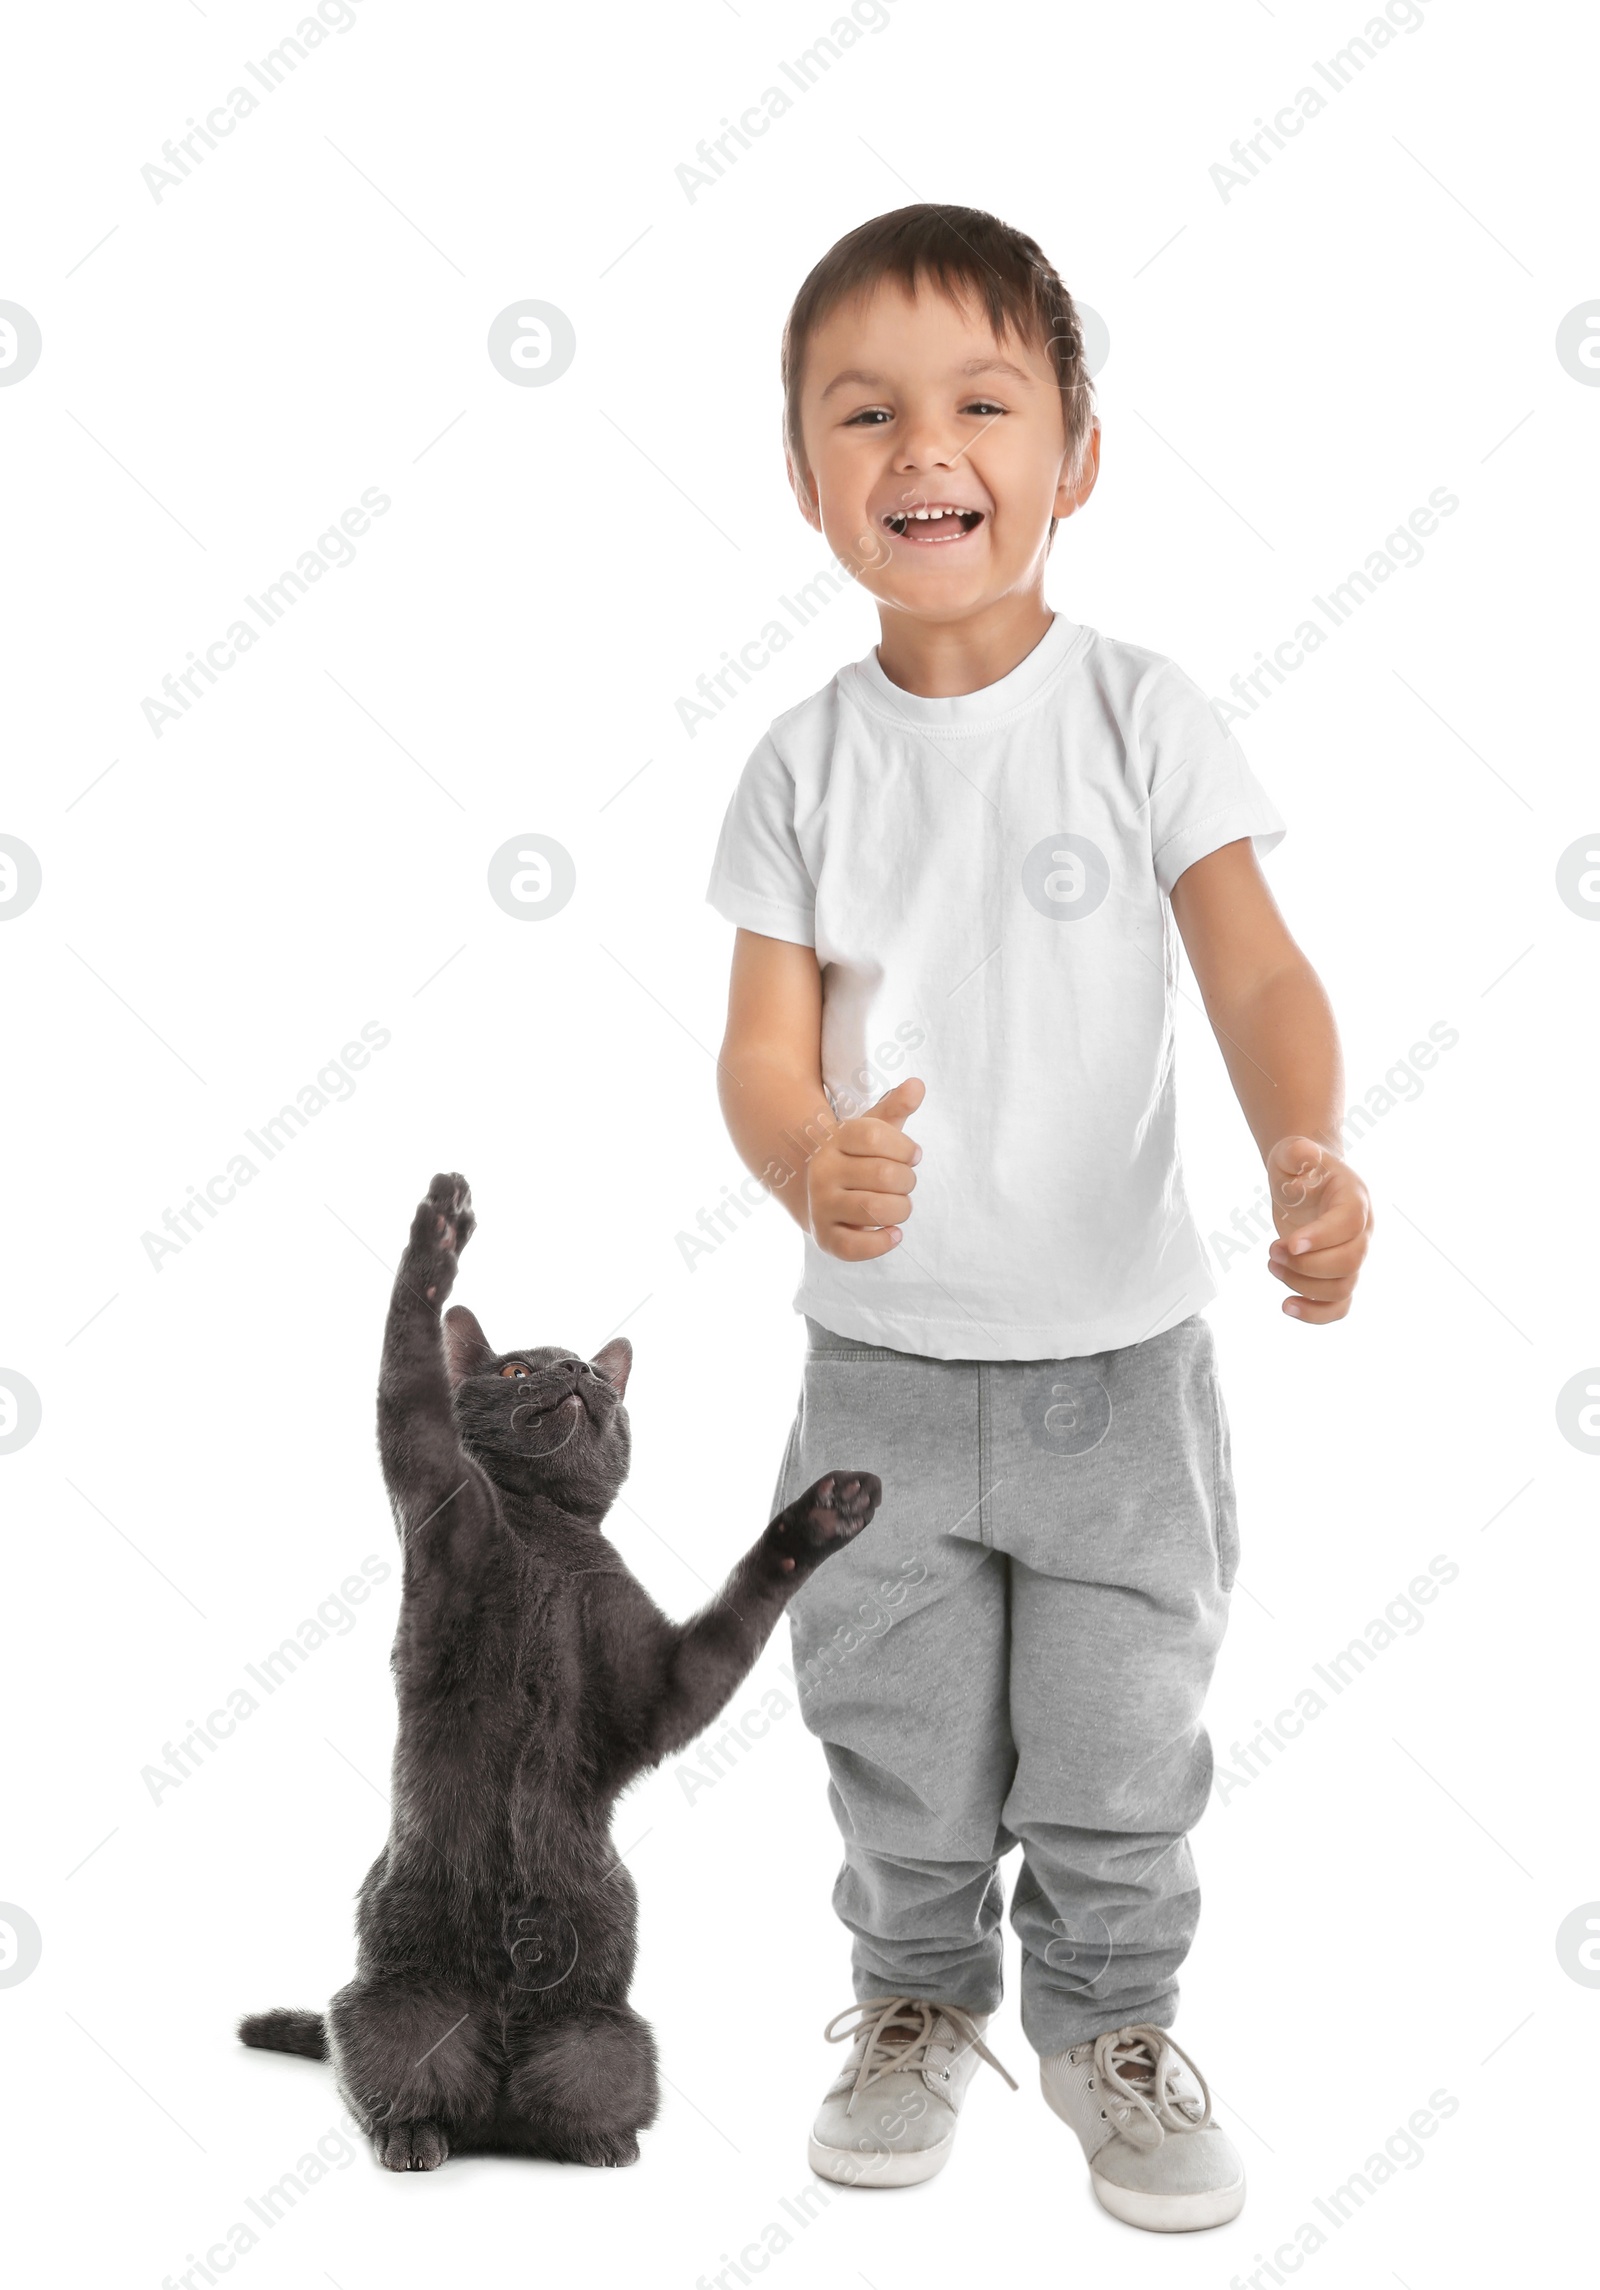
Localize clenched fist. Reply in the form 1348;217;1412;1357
806;1077;925;1261
1265;1135;1373;1323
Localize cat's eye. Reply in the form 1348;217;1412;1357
500;1363;530;1378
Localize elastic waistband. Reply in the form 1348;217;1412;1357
802;1309;1213;1370
802;1315;920;1361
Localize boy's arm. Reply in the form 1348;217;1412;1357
717;927;923;1259
1170;839;1373;1323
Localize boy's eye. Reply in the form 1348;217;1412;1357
844;401;1006;426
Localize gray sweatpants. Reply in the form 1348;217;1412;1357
771;1310;1238;2059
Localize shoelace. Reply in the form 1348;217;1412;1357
823;1996;1019;2114
1077;2022;1213;2151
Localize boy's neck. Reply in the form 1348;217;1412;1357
872;588;1057;700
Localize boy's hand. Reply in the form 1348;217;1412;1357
806;1077;924;1260
1265;1136;1373;1323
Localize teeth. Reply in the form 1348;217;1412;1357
888;507;977;527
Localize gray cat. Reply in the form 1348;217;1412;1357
239;1172;879;2169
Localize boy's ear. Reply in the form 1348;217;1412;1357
443;1305;496;1386
1053;419;1101;525
591;1337;632;1399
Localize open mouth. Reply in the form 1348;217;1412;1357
881;506;985;544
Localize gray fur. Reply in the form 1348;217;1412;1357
238;1173;878;2170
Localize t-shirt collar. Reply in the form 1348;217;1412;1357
850;611;1086;729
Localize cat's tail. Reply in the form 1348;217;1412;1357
237;2008;327;2060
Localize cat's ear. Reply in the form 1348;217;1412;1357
443;1305;496;1386
591;1337;632;1399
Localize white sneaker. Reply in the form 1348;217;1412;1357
808;1996;1018;2188
1040;2022;1245;2232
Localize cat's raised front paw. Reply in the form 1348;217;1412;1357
765;1471;882;1577
407;1172;475;1303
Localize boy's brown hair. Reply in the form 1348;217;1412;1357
781;204;1097;483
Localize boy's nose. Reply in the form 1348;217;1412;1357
893;412;961;471
895;433;958;471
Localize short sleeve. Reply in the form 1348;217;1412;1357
1141;663;1287;897
704;734;817;946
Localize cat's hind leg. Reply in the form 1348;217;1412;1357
500;2003;660;2166
328;1978;499;2172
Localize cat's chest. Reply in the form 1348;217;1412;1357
511;1572;603;1746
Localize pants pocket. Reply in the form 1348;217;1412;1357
785;1351;979;1635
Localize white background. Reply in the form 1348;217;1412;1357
2;0;1595;2283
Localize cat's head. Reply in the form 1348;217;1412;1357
443;1306;631;1515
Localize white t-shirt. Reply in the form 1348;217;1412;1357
705;613;1286;1362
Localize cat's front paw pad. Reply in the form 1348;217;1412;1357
766;1471;881;1575
408;1171;475;1300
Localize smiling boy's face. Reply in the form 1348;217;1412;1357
789;278;1099;630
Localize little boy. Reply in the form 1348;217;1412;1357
705;205;1371;2233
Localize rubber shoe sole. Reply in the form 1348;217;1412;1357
1090;2165;1245;2232
1041;2074;1245;2232
807;2129;956;2188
